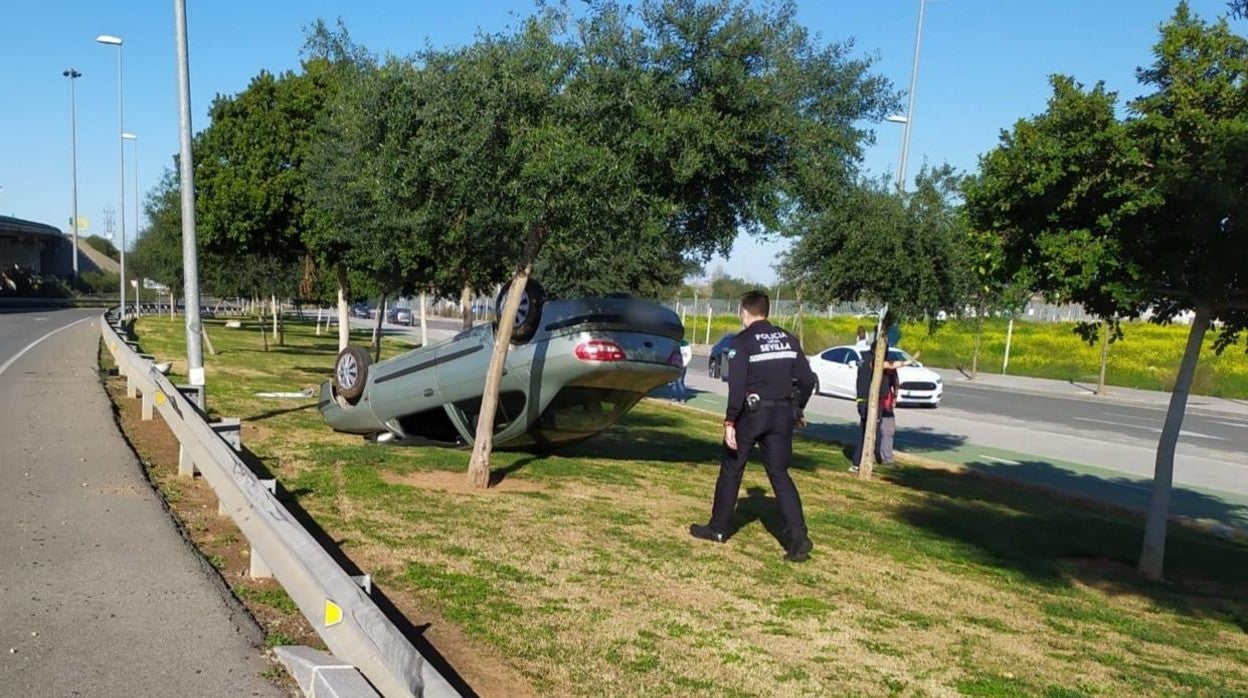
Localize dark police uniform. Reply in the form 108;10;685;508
705;319;816;556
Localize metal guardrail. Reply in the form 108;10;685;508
100;311;459;698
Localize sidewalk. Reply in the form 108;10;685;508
0;312;281;696
932;367;1248;419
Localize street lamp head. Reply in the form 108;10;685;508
62;68;82;78
122;133;137;141
96;34;123;46
885;114;909;124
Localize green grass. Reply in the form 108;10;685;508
122;317;1248;696
686;313;1248;398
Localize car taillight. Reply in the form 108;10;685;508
575;340;626;362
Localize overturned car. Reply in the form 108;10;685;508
319;282;684;450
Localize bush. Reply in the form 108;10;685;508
0;266;73;299
79;270;120;294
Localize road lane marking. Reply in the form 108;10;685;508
979;455;1021;465
1074;417;1225;441
0;316;95;378
1213;420;1248;429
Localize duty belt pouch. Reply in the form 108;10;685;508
746;393;761;412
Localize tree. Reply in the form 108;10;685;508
784;165;970;478
965;3;1248;580
194;51;344;346
435;0;893;487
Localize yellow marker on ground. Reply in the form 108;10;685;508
325;599;343;627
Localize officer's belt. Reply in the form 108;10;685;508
754;398;793;407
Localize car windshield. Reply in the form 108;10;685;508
886;349;913;363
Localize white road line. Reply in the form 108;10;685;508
1213;420;1248;429
0;316;95;378
1104;411;1158;422
1074;416;1225;441
979;455;1021;465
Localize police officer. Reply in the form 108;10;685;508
690;291;817;562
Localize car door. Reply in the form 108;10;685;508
835;348;862;397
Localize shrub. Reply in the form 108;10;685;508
79;270;120;294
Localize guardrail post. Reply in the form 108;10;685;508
246;479;278;580
210;418;242;450
141;389;154;420
178;445;197;478
126;374;138;399
176;384;206;413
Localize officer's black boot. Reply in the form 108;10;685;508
689;523;727;544
784;534;813;562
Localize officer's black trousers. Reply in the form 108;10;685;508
710;406;808;540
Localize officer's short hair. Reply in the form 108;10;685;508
740;291;769;318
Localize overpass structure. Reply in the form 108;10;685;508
0;215;75;277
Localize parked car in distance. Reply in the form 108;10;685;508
808;345;943;406
387;307;413;326
321;282;685;450
351;303;373;319
707;332;736;380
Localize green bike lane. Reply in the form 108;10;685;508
656;387;1248;533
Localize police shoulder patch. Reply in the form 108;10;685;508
727;349;737;359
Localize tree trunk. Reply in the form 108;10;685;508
858;321;890;480
169;290;175;320
460;284;473;331
372;294;386;364
259;299;269;352
467;224;544;488
1002;316;1015;374
335;263;350;351
1096;318;1112;395
271;294;283;347
1138;305;1211;581
316;306;323;336
419;291;429;347
202;323;217;356
971;309;983;380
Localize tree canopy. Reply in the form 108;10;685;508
965;1;1248;579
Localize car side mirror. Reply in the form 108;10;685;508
848;360;859;368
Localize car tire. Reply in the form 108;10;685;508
333;346;371;404
708;358;718;379
495;278;545;344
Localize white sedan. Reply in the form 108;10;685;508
808;345;943;406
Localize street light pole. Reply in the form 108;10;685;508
97;34;126;318
895;0;927;193
123;132;138;315
174;0;205;386
63;68;82;279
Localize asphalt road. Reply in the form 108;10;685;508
687;354;1248;458
0;308;280;696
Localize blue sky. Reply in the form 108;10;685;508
0;0;1241;286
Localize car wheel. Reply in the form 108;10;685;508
708;358;718;378
333;346;371;404
496;278;546;344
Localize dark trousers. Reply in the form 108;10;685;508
710;406;807;540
